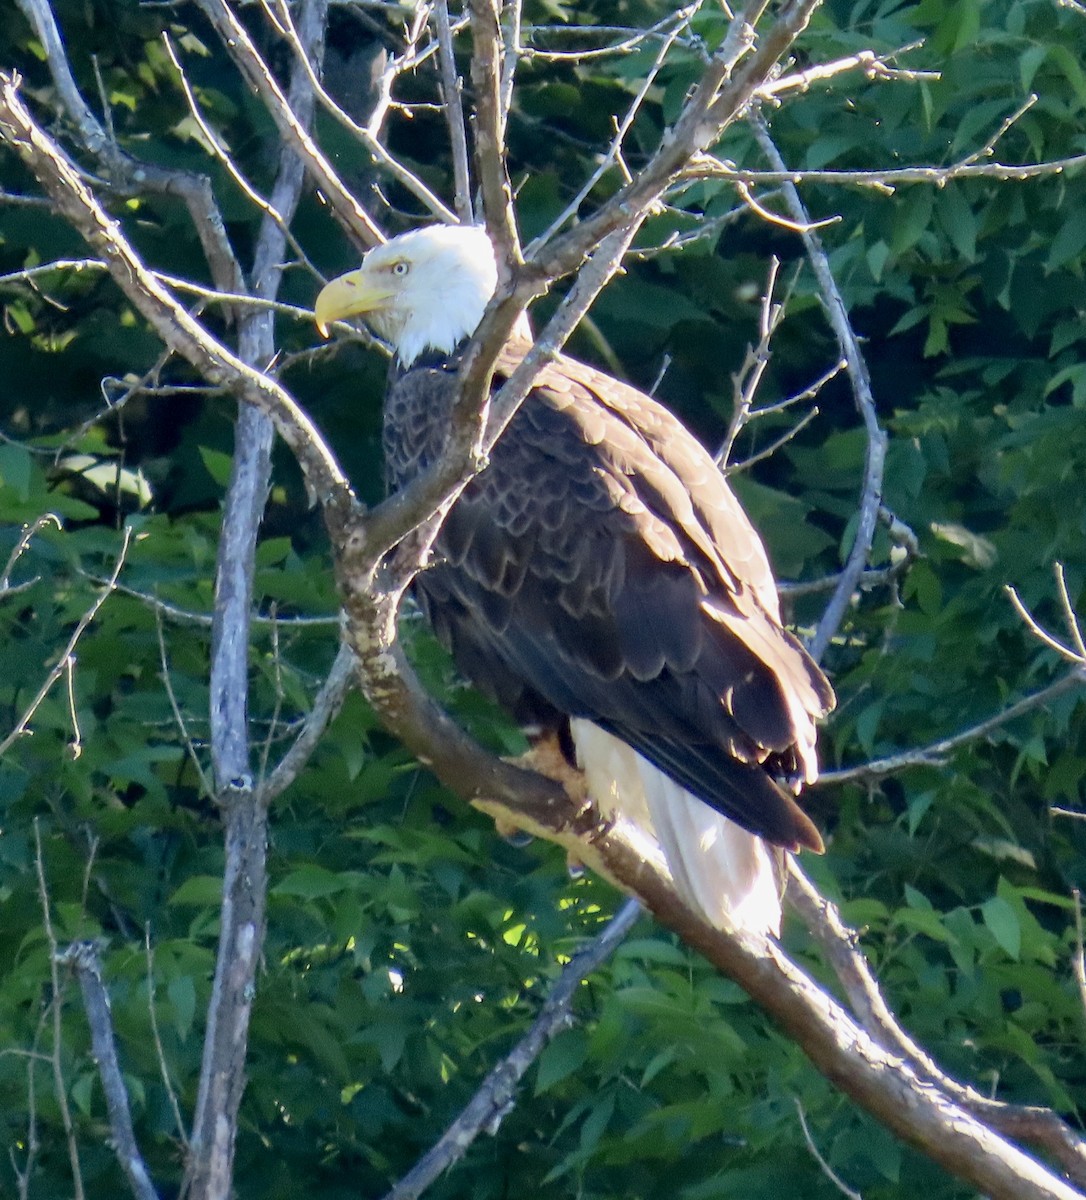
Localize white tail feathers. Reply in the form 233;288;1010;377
569;719;783;938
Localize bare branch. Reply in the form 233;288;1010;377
465;784;1086;1200
33;819;85;1200
155;605;215;798
60;942;160;1200
818;669;1086;786
734;177;841;233
381;899;642;1200
0;512;60;596
795;1097;863;1200
262;639;356;801
12;0;243;293
188;4;330;1193
194;0;383;250
690;154;1086;192
763;47;939;100
529;0;824;280
749;112;887;664
1008;568;1086;667
0;525;132;759
434;0;474;223
534;4;699;246
161;33;322;286
143;928;188;1148
497;0;522;133
0;77;352;510
468;0;521;264
263;0;457;224
726;404;819;473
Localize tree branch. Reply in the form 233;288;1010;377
818;669;1086;785
62;943;160;1200
434;0;474;224
13;0;243;294
381;899;642;1200
187;3;330;1193
0;75;352;512
748;111;887;664
786;863;1086;1188
194;0;383;250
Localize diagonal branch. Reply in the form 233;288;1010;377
434;0;474;223
748;111;887;664
194;0;383;250
381;899;642;1200
62;942;160;1200
14;0;243;294
818;669;1086;786
786;863;1086;1188
0;75;351;512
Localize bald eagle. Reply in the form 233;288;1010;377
315;225;834;937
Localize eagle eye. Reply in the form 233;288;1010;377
392;261;410;277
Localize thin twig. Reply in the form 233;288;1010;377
0;513;60;595
818;669;1086;785
144;927;189;1147
262;639;357;802
154;604;214;799
690;153;1086;192
795;1098;863;1199
13;0;243;293
381;899;642;1200
533;5;698;248
264;0;456;224
434;0;474;223
194;0;383;249
0;526;132;759
33;819;86;1200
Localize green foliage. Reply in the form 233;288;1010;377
2;0;1086;1197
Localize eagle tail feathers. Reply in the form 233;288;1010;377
570;720;784;938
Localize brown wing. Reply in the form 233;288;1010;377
390;342;834;851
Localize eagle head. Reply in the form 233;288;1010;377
314;224;499;367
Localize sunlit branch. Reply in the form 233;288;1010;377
162;33;322;284
534;5;698;247
762;46;939;98
0;76;352;508
12;0;243;293
1007;564;1086;667
786;862;1086;1189
468;0;521;264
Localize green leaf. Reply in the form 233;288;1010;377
981;895;1021;959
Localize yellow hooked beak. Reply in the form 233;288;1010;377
313;268;394;338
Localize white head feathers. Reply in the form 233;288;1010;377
315;224;521;368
